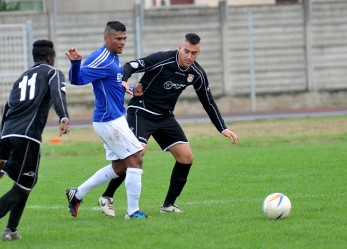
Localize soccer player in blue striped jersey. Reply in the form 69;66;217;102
64;21;149;219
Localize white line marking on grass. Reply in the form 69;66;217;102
184;200;230;205
27;205;101;211
26;200;231;211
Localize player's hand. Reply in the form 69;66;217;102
133;83;143;96
0;159;5;178
59;117;70;137
222;129;239;144
122;81;133;95
65;48;82;61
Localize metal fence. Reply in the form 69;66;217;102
0;21;33;115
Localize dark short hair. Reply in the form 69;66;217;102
185;33;200;45
32;40;55;62
104;21;126;34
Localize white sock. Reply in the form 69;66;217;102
75;164;117;200
125;167;143;215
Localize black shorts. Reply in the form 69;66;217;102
127;109;188;151
0;137;40;191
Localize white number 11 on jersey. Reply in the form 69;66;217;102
19;73;37;101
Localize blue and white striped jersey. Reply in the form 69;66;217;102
68;44;126;122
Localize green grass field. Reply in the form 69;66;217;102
1;115;347;249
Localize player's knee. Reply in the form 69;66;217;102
176;153;193;164
112;160;127;174
186;154;193;164
126;152;143;169
139;148;146;157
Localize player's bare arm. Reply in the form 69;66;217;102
222;129;239;144
65;48;82;61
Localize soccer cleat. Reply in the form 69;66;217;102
124;210;151;220
66;188;82;217
160;204;183;213
98;196;115;217
2;228;21;241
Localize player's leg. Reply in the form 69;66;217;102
100;146;146;200
66;121;126;217
0;138;39;240
98;145;146;216
5;186;29;236
0;186;26;241
101;174;126;199
98;111;152;217
66;161;120;217
96;116;148;219
0;186;24;219
122;151;149;219
162;143;192;212
153;116;192;212
102;107;150;200
74;164;118;200
98;174;126;216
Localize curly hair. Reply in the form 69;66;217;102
32;40;55;63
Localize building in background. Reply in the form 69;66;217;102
0;0;301;13
145;0;299;8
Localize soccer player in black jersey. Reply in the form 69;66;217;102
0;40;70;240
98;33;239;215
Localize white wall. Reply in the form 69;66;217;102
229;0;275;5
144;0;275;8
57;0;136;13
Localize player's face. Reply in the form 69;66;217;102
104;30;127;54
177;41;200;68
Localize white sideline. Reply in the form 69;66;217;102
27;205;101;211
26;200;230;211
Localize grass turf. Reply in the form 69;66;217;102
0;115;346;248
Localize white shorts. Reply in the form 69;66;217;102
93;116;143;160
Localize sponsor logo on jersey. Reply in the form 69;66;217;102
187;74;194;82
163;81;186;90
175;71;186;76
117;73;123;82
130;62;139;68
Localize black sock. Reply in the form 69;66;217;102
102;174;126;198
0;185;29;231
163;162;192;207
8;188;29;232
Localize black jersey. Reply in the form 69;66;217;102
123;50;227;132
1;64;69;143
